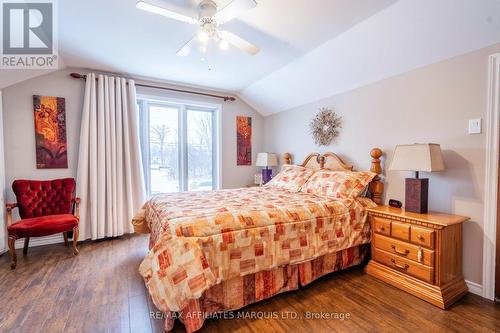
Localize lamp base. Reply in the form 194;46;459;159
261;168;272;185
405;178;429;214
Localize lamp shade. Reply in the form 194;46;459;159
389;143;445;172
256;153;278;167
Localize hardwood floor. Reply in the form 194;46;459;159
0;234;498;333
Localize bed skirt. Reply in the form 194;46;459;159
161;243;369;333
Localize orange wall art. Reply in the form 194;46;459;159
33;95;68;169
236;116;252;166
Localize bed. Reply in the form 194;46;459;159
133;149;384;332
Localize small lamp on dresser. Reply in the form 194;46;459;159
256;153;278;185
389;143;445;213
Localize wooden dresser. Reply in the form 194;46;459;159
365;205;470;309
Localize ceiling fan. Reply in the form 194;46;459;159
136;0;260;56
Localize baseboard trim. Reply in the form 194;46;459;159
14;234;64;249
465;280;483;296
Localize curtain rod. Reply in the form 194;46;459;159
69;73;236;102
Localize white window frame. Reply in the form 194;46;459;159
137;94;221;196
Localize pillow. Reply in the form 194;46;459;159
265;165;315;192
301;170;376;199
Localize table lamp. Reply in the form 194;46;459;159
389;143;445;213
256;153;278;185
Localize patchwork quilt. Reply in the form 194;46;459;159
133;187;376;313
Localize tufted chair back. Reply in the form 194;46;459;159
12;178;76;219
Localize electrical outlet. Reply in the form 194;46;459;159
468;118;481;134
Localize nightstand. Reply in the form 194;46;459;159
365;205;469;309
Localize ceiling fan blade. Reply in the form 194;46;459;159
219;30;260;55
215;0;257;24
176;35;198;56
136;1;198;25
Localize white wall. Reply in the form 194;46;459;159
1;68;263;245
264;43;500;285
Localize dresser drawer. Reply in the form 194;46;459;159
372;234;434;266
373;248;434;284
391;221;410;241
372;217;391;236
411;225;435;249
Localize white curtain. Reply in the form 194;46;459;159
77;73;146;240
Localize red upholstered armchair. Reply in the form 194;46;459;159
6;178;80;269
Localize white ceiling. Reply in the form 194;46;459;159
58;0;399;90
0;0;396;91
1;0;499;116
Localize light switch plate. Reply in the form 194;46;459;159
468;118;481;134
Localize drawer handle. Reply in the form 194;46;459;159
377;227;385;232
418;235;425;242
391;259;409;271
391;245;410;256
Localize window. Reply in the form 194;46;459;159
138;97;219;195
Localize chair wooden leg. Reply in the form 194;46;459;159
63;232;68;246
23;237;30;256
72;226;79;256
8;236;17;269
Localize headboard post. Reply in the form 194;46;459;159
319;156;325;168
283;152;292;165
368;148;384;205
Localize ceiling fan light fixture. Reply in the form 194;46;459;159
219;39;229;50
139;0;261;56
198;30;209;43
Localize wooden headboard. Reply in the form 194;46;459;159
282;148;384;205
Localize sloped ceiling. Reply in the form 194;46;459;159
0;69;58;90
1;0;499;116
20;0;395;90
0;0;397;91
239;0;500;115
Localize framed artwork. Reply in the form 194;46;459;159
236;116;252;166
33;95;68;169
